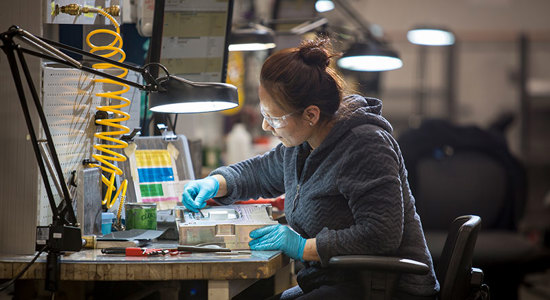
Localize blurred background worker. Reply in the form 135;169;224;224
181;38;439;299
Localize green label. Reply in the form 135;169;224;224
140;184;164;197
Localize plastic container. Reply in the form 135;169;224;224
101;212;115;235
226;123;252;165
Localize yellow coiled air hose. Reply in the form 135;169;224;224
84;8;129;222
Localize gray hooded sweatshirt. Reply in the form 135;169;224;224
211;95;439;296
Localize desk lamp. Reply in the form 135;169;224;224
0;25;238;291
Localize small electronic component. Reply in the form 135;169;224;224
175;204;279;250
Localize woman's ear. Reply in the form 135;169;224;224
303;105;321;126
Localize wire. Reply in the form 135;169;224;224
0;246;48;292
85;9;129;221
173;114;178;135
143;62;170;77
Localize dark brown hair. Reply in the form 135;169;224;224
260;37;345;123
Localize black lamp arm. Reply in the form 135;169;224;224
1;35;73;226
1;25;173;294
20;46;152;91
6;25;159;91
0;25;165;230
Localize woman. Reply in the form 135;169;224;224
181;38;439;299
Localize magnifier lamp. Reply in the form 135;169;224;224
0;25;238;291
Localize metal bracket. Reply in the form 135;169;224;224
121;127;142;142
157;123;177;141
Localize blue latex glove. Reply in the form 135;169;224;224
249;224;307;261
181;176;219;212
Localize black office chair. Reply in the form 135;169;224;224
436;215;488;300
398;119;526;231
398;119;539;300
329;215;487;300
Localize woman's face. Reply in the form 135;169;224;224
258;84;312;147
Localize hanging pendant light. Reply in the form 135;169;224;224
228;24;276;52
315;0;335;13
329;0;402;72
337;41;403;72
407;26;455;46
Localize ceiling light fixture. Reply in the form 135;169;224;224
315;0;335;13
338;42;403;71
407;27;455;46
332;0;403;72
228;24;276;52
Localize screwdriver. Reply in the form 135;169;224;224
101;247;168;256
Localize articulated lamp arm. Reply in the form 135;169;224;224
4;25;161;91
0;25;238;232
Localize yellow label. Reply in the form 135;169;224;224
135;150;172;167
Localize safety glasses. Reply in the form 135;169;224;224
260;106;300;129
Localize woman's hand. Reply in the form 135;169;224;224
181;176;219;212
249;224;307;261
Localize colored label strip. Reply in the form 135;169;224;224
135;150;172;168
141;197;179;203
138;167;175;183
140;183;164;197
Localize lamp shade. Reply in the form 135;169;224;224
407;27;455;46
149;76;239;113
337;42;403;72
228;24;276;52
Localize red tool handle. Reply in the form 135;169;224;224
125;247;146;256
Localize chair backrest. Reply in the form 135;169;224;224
415;151;506;229
437;215;482;300
398;119;526;231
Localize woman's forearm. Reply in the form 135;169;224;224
211;174;320;261
212;174;228;198
303;238;320;261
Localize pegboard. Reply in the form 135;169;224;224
38;63;141;226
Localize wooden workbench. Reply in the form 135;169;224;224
0;245;291;299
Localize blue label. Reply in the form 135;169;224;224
138;167;175;183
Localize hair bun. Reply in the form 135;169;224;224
298;38;331;68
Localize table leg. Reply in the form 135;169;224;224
208;279;257;300
274;261;294;294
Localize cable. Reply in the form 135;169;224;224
172;114;178;135
0;246;48;292
83;8;129;221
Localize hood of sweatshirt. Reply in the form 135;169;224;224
313;94;393;154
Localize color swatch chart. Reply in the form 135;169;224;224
135;149;180;205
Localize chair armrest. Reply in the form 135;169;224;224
470;267;484;287
329;255;430;275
